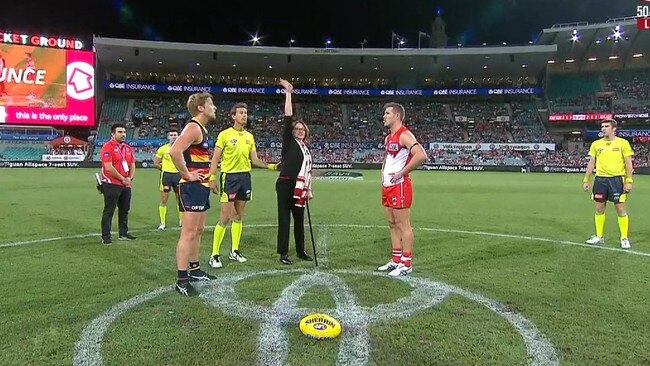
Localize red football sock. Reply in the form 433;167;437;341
391;248;402;263
401;252;412;267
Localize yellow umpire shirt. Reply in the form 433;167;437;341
155;143;179;173
216;127;256;173
588;137;634;177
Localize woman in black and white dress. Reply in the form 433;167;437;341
275;79;314;265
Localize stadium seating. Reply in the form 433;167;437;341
0;142;48;161
89;92;650;168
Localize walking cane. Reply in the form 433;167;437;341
306;201;318;267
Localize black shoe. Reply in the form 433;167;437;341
118;234;137;240
280;255;293;265
189;270;217;282
101;237;112;245
297;252;313;261
175;280;198;296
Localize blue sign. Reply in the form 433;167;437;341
0;134;57;141
585;130;650;139
103;81;542;97
95;138;215;147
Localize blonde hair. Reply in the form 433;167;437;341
186;92;214;117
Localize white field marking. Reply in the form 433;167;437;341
73;269;558;366
72;286;170;366
0;225;274;249
315;226;329;267
2;224;649;258
248;271;368;366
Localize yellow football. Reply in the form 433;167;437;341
299;313;342;340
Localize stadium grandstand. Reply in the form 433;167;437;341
29;15;635;173
0;15;648;172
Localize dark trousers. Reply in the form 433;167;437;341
276;179;305;256
101;183;132;239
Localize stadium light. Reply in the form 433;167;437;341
633;53;644;58
521;64;527;68
288;38;295;47
565;59;575;63
588;57;598;61
249;33;262;46
547;60;556;64
118;58;123;62
608;56;619;60
324;38;332;48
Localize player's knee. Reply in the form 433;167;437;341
396;221;411;232
387;219;397;229
232;213;243;221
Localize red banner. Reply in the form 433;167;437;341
549;113;613;122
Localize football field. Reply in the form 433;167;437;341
1;168;649;366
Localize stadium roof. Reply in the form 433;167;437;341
94;37;555;80
94;16;649;81
537;16;649;66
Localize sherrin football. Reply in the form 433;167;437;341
299;313;342;340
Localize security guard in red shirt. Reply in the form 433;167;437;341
99;123;136;244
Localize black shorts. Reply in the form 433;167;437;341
220;172;252;203
592;176;628;203
160;172;181;192
178;182;211;212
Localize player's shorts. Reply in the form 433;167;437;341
160;172;181;192
220;172;252;203
178;181;210;212
592;176;627;203
382;178;413;209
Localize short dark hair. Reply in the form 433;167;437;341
601;118;618;128
167;128;178;134
383;102;406;122
111;123;126;132
230;102;248;116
